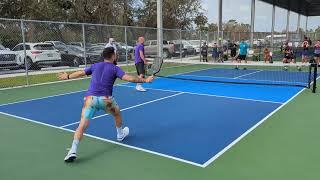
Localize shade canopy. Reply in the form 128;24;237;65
261;0;320;16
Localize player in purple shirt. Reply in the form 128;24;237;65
134;37;148;91
58;47;154;162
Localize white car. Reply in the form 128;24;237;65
12;43;61;70
188;40;203;54
0;44;23;69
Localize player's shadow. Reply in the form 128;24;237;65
74;144;118;164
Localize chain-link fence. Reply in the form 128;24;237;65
1;18;320;89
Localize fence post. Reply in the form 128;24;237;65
21;20;29;86
199;30;202;62
125;27;129;73
82;24;87;67
179;29;182;61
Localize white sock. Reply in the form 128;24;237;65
136;83;141;87
70;139;79;154
116;127;123;135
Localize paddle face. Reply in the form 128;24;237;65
147;57;163;75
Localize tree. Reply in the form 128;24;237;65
223;19;250;32
208;23;218;32
194;13;208;31
134;0;203;30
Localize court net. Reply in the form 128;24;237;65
152;61;318;88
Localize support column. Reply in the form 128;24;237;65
157;0;163;58
250;0;255;47
218;0;223;46
286;9;290;39
271;4;275;50
305;16;308;32
297;14;301;33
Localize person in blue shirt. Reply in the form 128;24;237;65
237;40;249;63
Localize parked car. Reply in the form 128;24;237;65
188;40;203;54
44;41;67;48
67;42;93;50
67;45;101;65
118;42;134;52
144;40;175;58
0;44;23;69
12;43;61;70
172;40;196;55
45;41;87;67
87;44;131;63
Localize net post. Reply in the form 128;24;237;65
308;64;312;88
21;19;29;86
312;63;317;93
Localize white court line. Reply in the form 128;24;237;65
0;89;86;107
60;92;184;128
117;84;284;104
0;82;130;107
233;70;264;79
202;87;305;167
0;111;204;168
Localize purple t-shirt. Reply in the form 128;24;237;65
134;43;144;64
84;62;125;97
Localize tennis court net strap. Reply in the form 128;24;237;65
155;61;317;88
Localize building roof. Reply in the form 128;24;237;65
261;0;320;16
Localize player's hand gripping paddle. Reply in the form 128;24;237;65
146;57;163;76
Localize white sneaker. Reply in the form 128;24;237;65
117;127;129;141
64;149;77;163
136;85;146;92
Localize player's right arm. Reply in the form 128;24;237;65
57;70;86;80
121;74;154;83
57;64;94;80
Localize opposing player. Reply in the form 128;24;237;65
106;38;118;61
237;40;248;63
58;47;154;163
106;38;117;52
263;48;272;63
134;37;148;91
301;37;310;64
314;40;320;65
282;43;295;64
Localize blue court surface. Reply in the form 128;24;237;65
0;67;306;167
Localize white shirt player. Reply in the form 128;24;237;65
105;38;117;54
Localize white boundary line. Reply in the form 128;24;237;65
202;88;305;167
0;77;91;91
234;70;263;79
0;89;86;107
117;84;284;104
60;92;185;128
0;111;204;168
0;82;129;107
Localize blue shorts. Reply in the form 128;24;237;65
302;50;309;57
81;96;119;120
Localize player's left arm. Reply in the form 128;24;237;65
57;70;87;80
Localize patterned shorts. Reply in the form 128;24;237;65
82;96;119;120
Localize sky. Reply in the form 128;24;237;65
202;0;320;32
